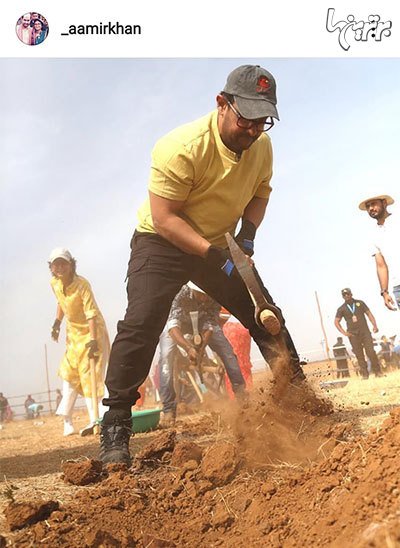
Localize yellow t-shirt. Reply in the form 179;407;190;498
136;110;273;247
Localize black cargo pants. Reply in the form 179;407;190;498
103;231;305;410
349;330;381;377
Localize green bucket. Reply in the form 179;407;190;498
131;408;161;433
97;408;161;433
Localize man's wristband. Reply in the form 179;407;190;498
380;289;389;296
235;219;256;257
237;219;256;241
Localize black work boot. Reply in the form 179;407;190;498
99;412;132;466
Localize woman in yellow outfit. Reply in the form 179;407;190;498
48;248;110;436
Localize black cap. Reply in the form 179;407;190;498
223;65;279;120
341;288;352;296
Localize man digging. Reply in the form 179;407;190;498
158;281;246;426
99;64;310;466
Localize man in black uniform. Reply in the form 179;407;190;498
334;288;382;379
332;337;351;378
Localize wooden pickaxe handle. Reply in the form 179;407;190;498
259;308;281;336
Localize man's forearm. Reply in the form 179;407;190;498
367;311;377;330
154;215;211;257
242;197;268;228
376;262;389;292
375;253;389;292
334;318;347;336
201;329;212;348
56;305;64;322
169;327;192;351
150;191;211;257
375;253;397;310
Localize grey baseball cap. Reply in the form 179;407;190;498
223;64;279;120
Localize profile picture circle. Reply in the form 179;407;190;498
16;12;49;46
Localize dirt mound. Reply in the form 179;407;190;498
4;500;59;531
136;429;176;464
6;396;400;547
201;442;239;486
170;440;203;467
62;459;102;485
84;528;135;547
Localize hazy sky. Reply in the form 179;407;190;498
1;58;399;397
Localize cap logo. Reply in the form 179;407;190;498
256;76;270;93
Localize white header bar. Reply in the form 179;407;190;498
1;0;399;58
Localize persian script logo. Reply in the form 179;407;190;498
326;8;392;51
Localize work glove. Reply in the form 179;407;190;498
85;339;99;359
205;246;234;276
51;319;61;342
234;219;256;257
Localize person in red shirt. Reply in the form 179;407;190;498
219;307;253;397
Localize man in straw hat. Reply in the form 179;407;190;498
359;193;399;311
99;64;309;466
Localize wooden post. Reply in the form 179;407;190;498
44;344;53;414
314;291;331;363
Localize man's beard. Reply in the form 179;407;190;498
374;208;385;220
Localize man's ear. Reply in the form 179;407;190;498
216;94;227;114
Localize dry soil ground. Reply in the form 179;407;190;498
1;367;400;547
